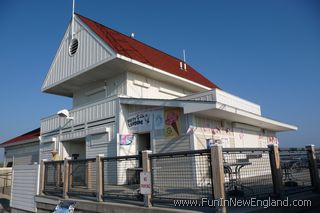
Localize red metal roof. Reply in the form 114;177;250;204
1;128;40;146
76;14;219;89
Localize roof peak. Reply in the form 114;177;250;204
75;13;190;65
75;13;219;89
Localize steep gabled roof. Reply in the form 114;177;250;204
76;13;219;89
1;128;40;147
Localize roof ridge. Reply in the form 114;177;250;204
75;13;218;89
75;13;189;65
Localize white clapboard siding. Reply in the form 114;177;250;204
42;16;115;91
154;134;191;153
6;142;39;165
86;125;116;158
41;98;117;134
11;164;39;212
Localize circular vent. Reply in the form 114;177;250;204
69;38;79;56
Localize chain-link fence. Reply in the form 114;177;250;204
150;149;213;204
279;148;312;195
102;155;143;201
316;149;320;180
223;148;273;199
43;160;64;196
68;158;97;197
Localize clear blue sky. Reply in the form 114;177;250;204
0;0;319;160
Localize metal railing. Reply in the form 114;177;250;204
43;160;64;196
0;170;12;195
68;158;97;197
223;148;273;199
150;149;213;203
102;155;142;201
40;144;320;209
279;148;312;195
316;148;320;180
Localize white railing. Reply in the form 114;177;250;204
40;98;118;134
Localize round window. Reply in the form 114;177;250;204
69;38;79;56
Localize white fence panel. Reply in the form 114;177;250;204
10;164;39;212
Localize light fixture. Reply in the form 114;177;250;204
57;109;74;120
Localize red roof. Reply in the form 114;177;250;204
1;128;40;146
76;14;219;89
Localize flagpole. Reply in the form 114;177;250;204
71;0;75;39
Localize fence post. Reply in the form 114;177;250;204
268;144;283;197
63;158;69;199
142;150;152;207
211;144;226;213
96;154;104;202
39;159;47;195
306;145;320;192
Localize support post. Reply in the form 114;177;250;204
63;158;69;199
306;145;320;192
211;144;226;213
39;159;47;195
142;150;152;207
268;144;283;197
96;154;104;202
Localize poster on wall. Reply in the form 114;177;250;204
164;108;181;138
127;112;153;133
153;110;164;130
119;134;134;145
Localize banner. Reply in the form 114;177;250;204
127;112;153;133
120;134;134;145
164;108;181;138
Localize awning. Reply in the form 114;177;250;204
120;97;297;132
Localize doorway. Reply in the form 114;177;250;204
62;138;86;159
136;133;151;168
136;133;151;152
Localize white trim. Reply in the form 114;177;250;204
41;137;57;144
159;87;184;97
117;54;212;91
87;127;111;141
85;86;106;96
133;80;150;88
232;123;262;132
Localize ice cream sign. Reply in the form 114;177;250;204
164;108;181;138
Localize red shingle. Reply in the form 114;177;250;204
76;14;219;89
1;128;40;146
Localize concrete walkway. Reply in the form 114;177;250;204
0;193;10;213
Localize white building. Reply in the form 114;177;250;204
39;14;296;161
3;13;296;212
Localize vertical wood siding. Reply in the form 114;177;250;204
42;17;115;90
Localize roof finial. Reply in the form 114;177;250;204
183;49;186;63
71;0;75;39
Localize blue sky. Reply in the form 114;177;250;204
0;0;319;160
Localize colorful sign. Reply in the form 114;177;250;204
120;134;134;145
164;108;181;138
127;110;164;133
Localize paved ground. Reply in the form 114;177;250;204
0;193;10;213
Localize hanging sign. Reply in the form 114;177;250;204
127;112;153;133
